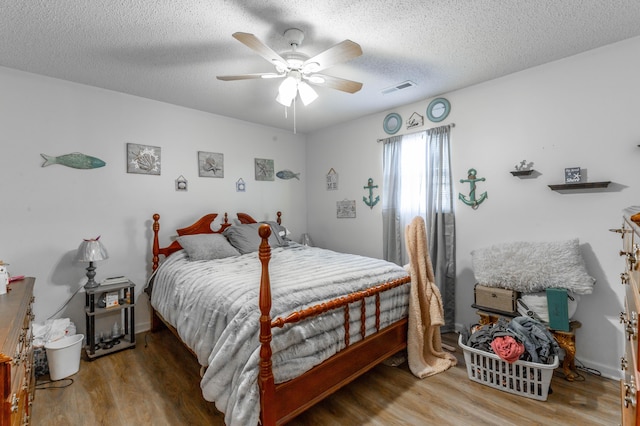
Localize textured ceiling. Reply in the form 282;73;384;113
2;1;640;134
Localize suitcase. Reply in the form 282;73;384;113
473;284;519;315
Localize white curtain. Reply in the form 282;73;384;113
382;125;455;330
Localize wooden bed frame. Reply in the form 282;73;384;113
150;212;411;425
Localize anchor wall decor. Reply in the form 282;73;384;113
363;178;380;209
459;168;487;209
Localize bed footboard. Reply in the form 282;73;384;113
256;224;411;425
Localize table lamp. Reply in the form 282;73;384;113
301;233;314;247
76;236;108;289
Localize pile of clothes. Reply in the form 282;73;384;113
464;316;559;365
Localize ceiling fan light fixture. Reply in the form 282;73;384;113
307;75;325;84
276;76;297;106
298;82;318;106
303;62;321;73
278;75;298;95
275;91;294;107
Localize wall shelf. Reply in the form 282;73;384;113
548;181;611;191
510;170;534;176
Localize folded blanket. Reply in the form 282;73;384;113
405;216;457;378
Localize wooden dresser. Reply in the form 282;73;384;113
617;212;640;425
0;277;35;426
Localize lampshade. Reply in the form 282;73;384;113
301;233;314;247
76;237;108;289
297;82;318;106
276;75;298;107
76;237;109;262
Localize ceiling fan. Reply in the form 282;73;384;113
217;28;363;107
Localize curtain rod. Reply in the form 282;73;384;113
377;122;455;143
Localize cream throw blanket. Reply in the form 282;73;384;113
405;216;457;378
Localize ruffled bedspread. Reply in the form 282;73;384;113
151;243;409;426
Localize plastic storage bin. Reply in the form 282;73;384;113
458;334;558;401
45;334;84;380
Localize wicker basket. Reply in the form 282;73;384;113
458;334;558;401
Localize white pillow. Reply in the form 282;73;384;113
519;291;580;322
471;239;595;294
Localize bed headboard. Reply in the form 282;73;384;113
237;211;282;225
151;211;282;271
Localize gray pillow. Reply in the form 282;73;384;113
177;234;240;260
223;223;284;254
261;221;289;246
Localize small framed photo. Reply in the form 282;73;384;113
105;291;119;308
127;143;161;175
564;167;581;183
337;200;356;218
198;152;224;178
255;158;274;181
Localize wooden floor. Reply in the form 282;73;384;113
32;330;620;425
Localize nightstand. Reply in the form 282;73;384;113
85;280;135;359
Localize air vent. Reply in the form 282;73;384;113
381;80;417;94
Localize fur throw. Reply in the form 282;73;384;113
404;216;457;378
471;239;595;294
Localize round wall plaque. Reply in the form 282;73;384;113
383;113;402;134
427;98;451;122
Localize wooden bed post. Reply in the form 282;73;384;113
258;224;276;426
152;214;161;271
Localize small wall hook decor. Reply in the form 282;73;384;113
363;178;380;209
459;168;487;209
236;178;246;192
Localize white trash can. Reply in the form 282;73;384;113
45;334;84;380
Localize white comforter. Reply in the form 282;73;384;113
150;243;409;426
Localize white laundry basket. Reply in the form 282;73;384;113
458;334;558;401
45;334;84;380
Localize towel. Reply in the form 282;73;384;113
404;216;457;378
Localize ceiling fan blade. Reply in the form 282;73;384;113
232;32;289;69
302;40;362;73
217;73;284;81
308;74;363;94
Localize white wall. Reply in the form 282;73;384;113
307;36;640;379
0;66;307;336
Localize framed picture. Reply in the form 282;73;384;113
255;158;274;181
198;152;224;178
337;200;356;218
564;167;581;183
127;143;161;175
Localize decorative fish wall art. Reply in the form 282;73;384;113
276;170;300;180
41;152;106;169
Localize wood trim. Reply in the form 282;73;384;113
237;211;282;225
236;212;257;224
270;277;410;329
258;224;276;426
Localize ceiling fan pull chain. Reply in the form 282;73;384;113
293;96;297;134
